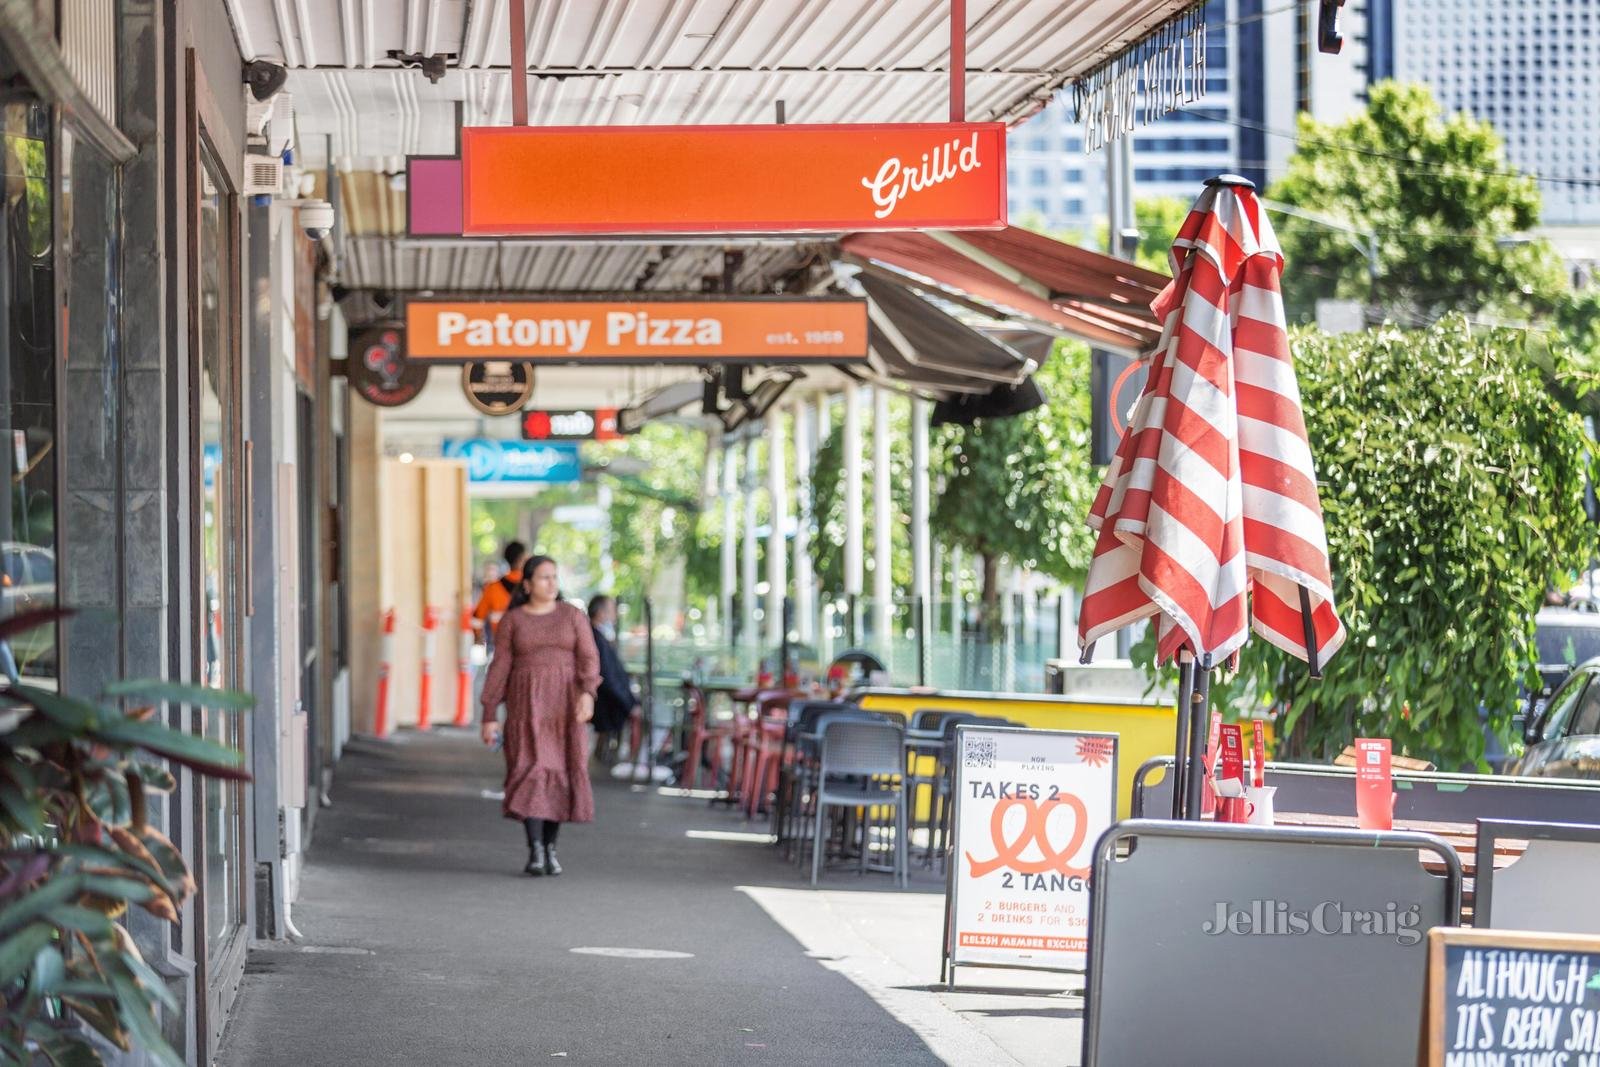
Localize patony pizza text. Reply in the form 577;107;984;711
405;299;869;363
945;727;1118;974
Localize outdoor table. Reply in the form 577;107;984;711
1270;811;1529;922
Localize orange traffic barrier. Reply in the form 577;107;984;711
417;605;439;731
453;607;474;728
374;608;396;738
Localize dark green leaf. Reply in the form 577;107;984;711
102;680;253;713
0;606;73;643
109;973;185;1067
44;903;116;941
130;763;176;793
0;873;87;935
88;717;249;780
0;920;55;984
30;943;65;993
10;685;105;732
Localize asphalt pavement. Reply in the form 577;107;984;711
217;730;1079;1066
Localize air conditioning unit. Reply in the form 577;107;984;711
243;152;285;196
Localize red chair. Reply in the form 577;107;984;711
729;689;792;812
742;693;796;818
681;685;731;791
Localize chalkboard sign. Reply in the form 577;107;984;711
1426;928;1600;1066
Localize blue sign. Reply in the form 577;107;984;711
442;439;582;484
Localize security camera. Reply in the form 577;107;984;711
245;60;289;102
299;199;335;240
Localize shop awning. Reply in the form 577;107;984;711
857;273;1037;396
840;227;1167;356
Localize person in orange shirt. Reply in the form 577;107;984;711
472;540;526;651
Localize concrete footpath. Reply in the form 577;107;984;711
218;732;1081;1066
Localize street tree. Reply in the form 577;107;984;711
931;340;1100;625
1190;318;1595;769
1269;81;1567;325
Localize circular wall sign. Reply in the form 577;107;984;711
348;326;427;408
462;361;535;417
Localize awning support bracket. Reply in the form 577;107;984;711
510;0;529;126
950;0;966;122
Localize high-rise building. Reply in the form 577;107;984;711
1005;0;1377;236
1005;0;1236;237
1378;0;1600;225
1245;0;1376;186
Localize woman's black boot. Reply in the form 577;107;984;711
542;822;563;876
523;819;547;876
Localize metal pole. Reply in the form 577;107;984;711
1171;658;1195;819
781;598;792;685
742;436;759;651
916;595;927;687
766;408;788;651
872;388;893;648
793;401;815;644
949;0;966;122
508;0;529;126
843;385;864;605
1183;663;1212;820
721;441;737;648
643;597;657;783
911;396;931;671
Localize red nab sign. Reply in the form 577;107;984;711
461;122;1008;236
522;409;621;442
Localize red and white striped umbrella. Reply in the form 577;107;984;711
1078;178;1344;670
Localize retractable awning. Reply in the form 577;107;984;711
858;272;1036;395
840;227;1166;356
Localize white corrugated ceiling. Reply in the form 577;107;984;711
224;0;1198;167
336;234;828;295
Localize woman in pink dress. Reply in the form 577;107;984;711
479;556;600;876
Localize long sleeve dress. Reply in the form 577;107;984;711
479;602;601;824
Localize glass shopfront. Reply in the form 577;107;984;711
194;142;245;965
0;96;58;686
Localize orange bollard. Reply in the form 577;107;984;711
374;608;396;738
417;605;438;731
453;607;474;727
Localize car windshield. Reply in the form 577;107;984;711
1535;623;1600;667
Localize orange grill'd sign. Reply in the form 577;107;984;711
405;300;868;363
460;122;1007;235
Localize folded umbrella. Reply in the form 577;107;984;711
1077;176;1344;816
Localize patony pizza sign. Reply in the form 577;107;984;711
460;122;1007;235
405;299;868;363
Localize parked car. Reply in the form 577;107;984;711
1509;656;1600;779
1;540;56;677
1524;608;1600;724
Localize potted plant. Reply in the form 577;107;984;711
0;609;252;1065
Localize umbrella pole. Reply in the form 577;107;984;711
1183;662;1212;821
1171;657;1195;819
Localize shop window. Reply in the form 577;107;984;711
0;99;57;685
194;142;245;965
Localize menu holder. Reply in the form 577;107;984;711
1423;927;1600;1066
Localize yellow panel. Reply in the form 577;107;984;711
857;690;1177;820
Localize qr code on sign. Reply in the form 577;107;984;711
965;738;997;770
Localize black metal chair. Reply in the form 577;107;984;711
788;707;897;864
771;700;855;845
928;714;1016;868
809;719;908;887
905;710;977;865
